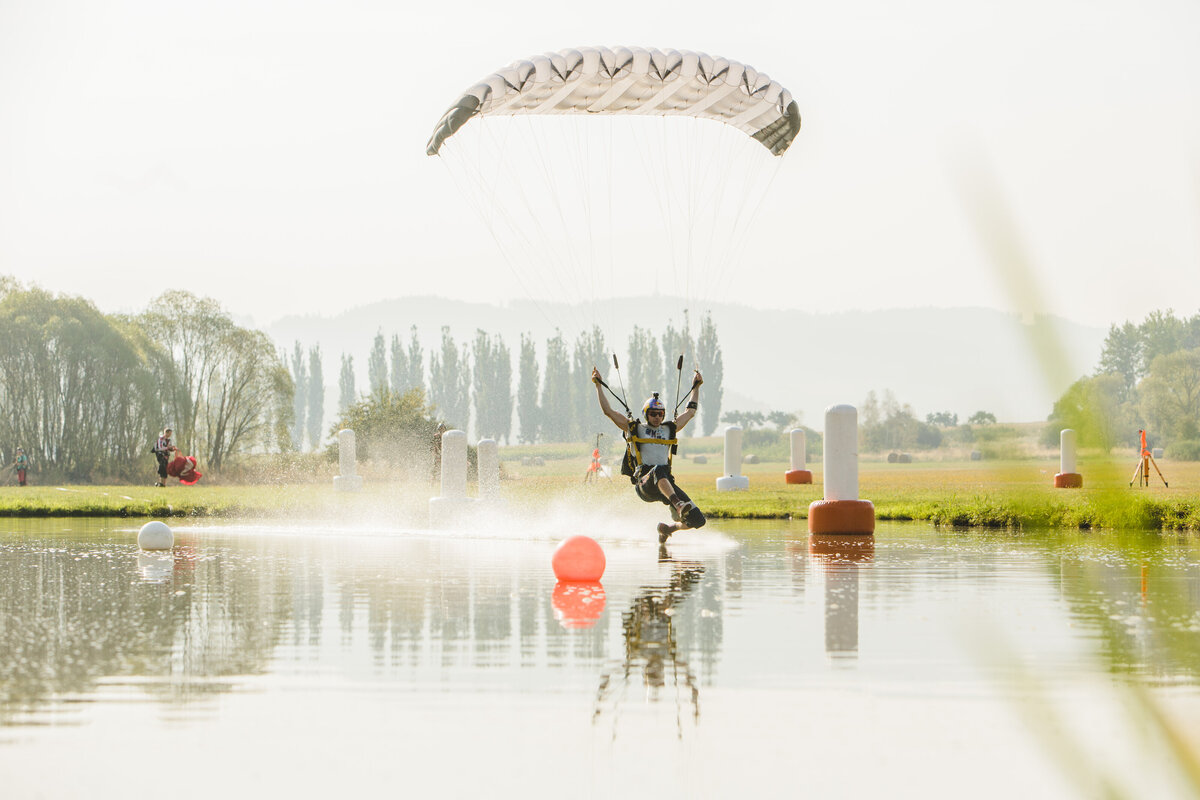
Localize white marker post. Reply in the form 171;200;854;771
477;438;500;500
716;425;750;491
429;429;474;526
1053;428;1083;488
808;405;874;536
333;429;364;491
785;428;813;484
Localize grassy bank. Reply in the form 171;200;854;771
2;455;1198;531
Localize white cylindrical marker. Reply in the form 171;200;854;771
334;429;364;491
1054;428;1083;488
824;405;858;502
716;425;750;491
477;438;499;499
441;430;468;498
1060;428;1077;475
790;428;807;472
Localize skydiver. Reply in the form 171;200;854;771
591;366;706;543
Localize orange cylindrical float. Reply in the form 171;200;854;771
808;405;875;536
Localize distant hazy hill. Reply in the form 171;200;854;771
268;297;1105;427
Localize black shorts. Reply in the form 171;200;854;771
634;465;706;528
155;452;169;479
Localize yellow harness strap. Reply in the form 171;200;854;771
626;422;678;468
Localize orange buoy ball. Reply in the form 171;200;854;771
551;581;607;629
552;535;606;582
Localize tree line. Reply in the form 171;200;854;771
319;312;726;446
1047;309;1200;456
0;275;728;481
0;281;291;481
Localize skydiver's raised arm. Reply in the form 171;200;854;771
674;371;703;430
592;366;630;432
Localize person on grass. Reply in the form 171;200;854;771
152;428;175;487
13;447;30;486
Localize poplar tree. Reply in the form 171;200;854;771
494;335;514;443
658;316;694;435
429;327;470;430
517;333;540;444
470;330;514;442
406;326;424;395
696;312;724;436
390;333;408;393
572;326;607;439
339;354;356;413
367;330;388;394
627;326;661;410
540;331;571;441
472;330;496;438
289;341;307;450
307;345;324;449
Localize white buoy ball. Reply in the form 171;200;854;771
137;520;173;550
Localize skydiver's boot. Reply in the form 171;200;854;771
657;522;679;544
671;499;697;528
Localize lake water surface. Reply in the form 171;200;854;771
2;516;1199;799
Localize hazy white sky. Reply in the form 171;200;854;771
2;0;1198;329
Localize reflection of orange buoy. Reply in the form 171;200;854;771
552;581;607;629
552;535;606;581
809;533;875;561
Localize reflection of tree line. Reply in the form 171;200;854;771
1048;533;1200;682
0;533;733;724
0;538;293;724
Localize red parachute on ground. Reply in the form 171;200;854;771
166;455;203;485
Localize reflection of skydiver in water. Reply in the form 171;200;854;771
594;557;707;738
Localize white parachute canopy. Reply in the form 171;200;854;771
427;46;801;334
427;47;801;157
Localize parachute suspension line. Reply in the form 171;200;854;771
636;118;669;301
704;145;785;306
479;118;578;333
564;115;595;334
690;117;742;314
444;119;575;334
437;132;559;330
438;150;557;331
524;117;592;322
657;117;684;308
604;114;617;347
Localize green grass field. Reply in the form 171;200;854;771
3;450;1197;530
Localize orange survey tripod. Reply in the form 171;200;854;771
583;433;612;484
1129;429;1168;487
